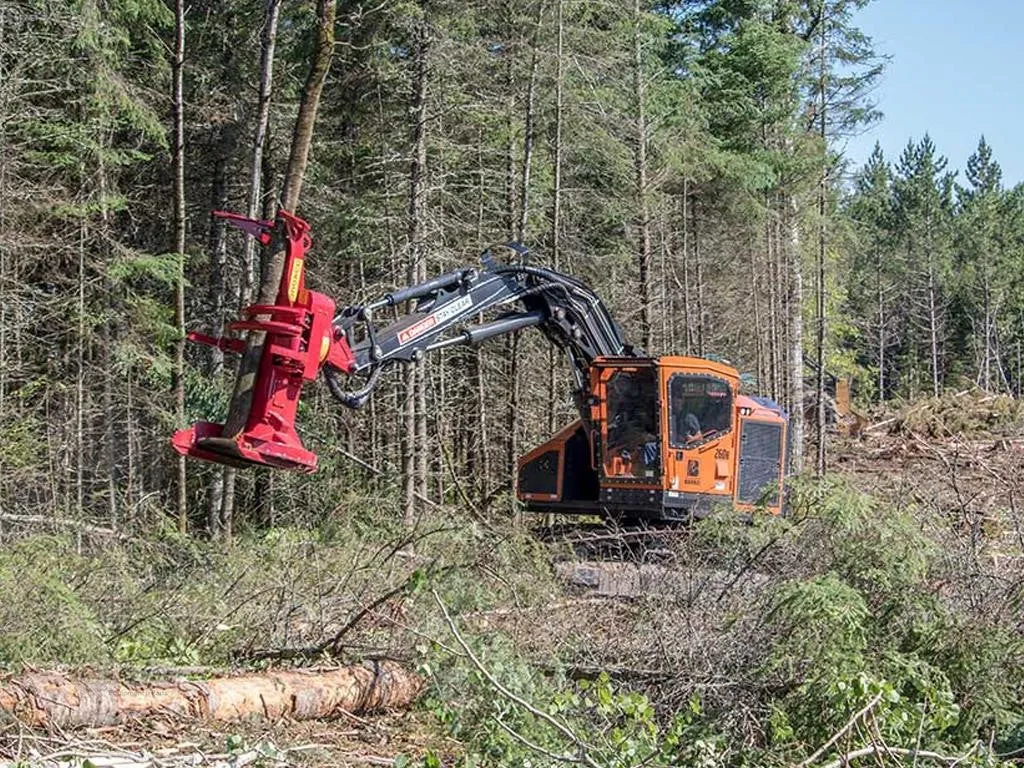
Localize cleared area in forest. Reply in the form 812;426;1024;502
0;394;1022;766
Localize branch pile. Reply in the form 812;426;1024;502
887;390;1024;439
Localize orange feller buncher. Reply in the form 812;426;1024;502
173;211;789;522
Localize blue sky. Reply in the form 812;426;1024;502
842;0;1024;186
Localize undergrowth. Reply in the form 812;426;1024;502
415;478;1024;766
1;479;1022;766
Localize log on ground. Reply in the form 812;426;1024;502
0;661;422;727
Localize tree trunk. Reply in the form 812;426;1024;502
518;0;543;242
876;247;885;402
470;132;491;501
927;255;940;397
503;2;519;517
814;9;827;478
0;664;422;727
76;223;86;520
750;242;765;392
219;0;337;443
206;123;235;537
632;0;652;350
767;200;782;401
693;195;706;357
242;0;282;307
681;185;694;355
225;4;282;535
75;222;86;524
982;266;992;390
0;126;6;517
787;194;804;472
95;145;119;530
172;0;188;533
546;0;564;437
513;0;542;503
403;16;430;528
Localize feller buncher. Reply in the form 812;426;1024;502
173;212;789;521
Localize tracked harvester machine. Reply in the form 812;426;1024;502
173;212;789;520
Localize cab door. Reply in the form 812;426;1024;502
594;363;662;486
659;364;738;501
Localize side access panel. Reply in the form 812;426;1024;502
517;422;599;507
735;418;785;512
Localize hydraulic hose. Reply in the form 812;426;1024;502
323;364;382;409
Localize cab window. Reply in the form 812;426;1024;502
669;374;732;448
604;369;660;476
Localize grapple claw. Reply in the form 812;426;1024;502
172;210;355;473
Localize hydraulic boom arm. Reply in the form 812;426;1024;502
326;245;634;409
172;211;636;473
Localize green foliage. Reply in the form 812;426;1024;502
0;414;47;469
845;131;1024;398
0;537;107;666
107;251;189;291
925;618;1024;740
767;573;869;676
423;635;725;768
747;478;1024;757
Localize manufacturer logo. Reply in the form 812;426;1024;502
287;258;304;303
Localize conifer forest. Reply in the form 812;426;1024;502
1;0;1023;765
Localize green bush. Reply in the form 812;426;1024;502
0;537;107;666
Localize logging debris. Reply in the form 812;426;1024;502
886;390;1024;439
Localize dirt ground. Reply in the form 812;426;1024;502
0;708;455;767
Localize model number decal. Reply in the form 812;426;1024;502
398;294;473;345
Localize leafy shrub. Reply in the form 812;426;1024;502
422;632;726;768
0;537;107;666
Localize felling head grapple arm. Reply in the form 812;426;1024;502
172;211;636;473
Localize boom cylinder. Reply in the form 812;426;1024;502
372;269;471;310
461;310;546;344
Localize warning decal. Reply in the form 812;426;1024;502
397;294;473;345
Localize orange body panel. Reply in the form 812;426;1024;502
732;396;788;512
517;420;579;503
517;355;788;518
654;357;740;502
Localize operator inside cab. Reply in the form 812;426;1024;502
669;374;732;449
603;369;734;479
605;369;661;478
682;412;702;443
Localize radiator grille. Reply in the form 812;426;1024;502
737;420;782;506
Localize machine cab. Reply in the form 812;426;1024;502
589;356;787;517
592;357;737;491
517;356;788;519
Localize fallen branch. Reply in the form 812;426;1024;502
3;733;340;768
0;662;422;727
433;589;602;768
0;513;120;538
244;560;457;662
816;744;977;768
798;692;882;768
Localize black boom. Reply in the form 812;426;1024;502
324;244;638;410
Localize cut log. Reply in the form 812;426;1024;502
0;661;421;727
